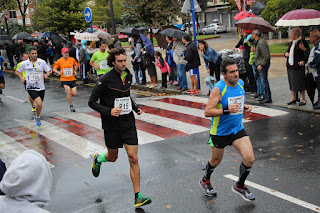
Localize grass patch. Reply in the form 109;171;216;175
121;35;219;47
269;42;313;54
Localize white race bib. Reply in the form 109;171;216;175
228;95;244;115
99;60;108;70
114;97;132;115
29;71;41;82
63;68;73;76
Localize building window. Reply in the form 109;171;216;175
30;8;34;14
9;10;17;19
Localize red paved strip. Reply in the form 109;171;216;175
3;126;82;164
86;110;187;139
243;112;270;121
156;98;207;110
46;117;105;146
86;111;100;117
135;120;187;139
140;105;211;128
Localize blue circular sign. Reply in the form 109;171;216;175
84;7;92;22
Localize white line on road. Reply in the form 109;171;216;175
0;131;55;168
55;112;164;145
4;95;27;103
224;174;320;213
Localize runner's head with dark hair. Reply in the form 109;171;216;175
28;46;37;53
220;58;237;74
107;48;127;68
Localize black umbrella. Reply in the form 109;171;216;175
0;35;12;41
160;28;187;40
155;26;182;49
0;40;13;45
305;68;317;104
12;32;32;40
38;32;63;44
136;26;148;31
119;27;140;36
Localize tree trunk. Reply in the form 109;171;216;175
4;15;10;35
16;0;27;31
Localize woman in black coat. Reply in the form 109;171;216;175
284;28;310;106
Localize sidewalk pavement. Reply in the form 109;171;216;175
129;36;319;114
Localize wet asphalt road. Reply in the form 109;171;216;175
0;72;319;213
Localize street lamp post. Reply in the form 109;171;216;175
109;0;116;34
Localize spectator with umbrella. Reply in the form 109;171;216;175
132;35;146;85
307;31;320;109
173;37;188;91
67;41;77;60
3;43;14;69
284;28;310;106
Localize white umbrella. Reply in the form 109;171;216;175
74;32;99;41
93;30;112;40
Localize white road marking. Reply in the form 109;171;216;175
55;112;164;145
138;113;209;134
224;174;320;213
4;95;27;103
16;119;106;159
0;131;55;168
141;100;210;120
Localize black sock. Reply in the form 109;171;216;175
237;162;251;188
135;192;139;199
203;161;215;181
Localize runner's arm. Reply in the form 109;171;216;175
52;67;61;75
16;63;25;83
204;87;223;117
89;60;99;70
88;80;112;117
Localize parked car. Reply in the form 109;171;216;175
181;22;205;34
201;23;227;35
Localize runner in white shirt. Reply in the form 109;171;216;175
16;46;51;126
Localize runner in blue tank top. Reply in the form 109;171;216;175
199;58;256;201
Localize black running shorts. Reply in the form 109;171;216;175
61;81;77;89
208;129;248;149
27;90;45;101
0;76;5;84
104;126;138;149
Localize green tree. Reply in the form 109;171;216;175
91;0;124;29
261;0;320;25
0;0;16;34
32;0;86;35
122;0;181;29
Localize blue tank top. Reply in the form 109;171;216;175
210;79;245;136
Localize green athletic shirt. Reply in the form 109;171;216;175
16;61;26;79
90;50;111;75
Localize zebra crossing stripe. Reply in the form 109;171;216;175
0;131;55;168
156;97;207;110
55;112;164;145
140;105;211;128
46;117;105;146
16;119;106;159
141;99;210;119
137;113;209;134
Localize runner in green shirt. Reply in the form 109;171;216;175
90;40;111;77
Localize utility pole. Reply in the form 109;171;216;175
109;0;116;34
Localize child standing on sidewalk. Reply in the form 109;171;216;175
155;51;170;89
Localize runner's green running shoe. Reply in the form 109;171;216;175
134;193;152;207
91;154;101;177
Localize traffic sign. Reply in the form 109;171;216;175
181;0;202;14
84;7;92;22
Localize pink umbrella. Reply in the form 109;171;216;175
275;8;320;27
233;11;256;21
235;17;276;33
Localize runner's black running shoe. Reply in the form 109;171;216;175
91;154;101;177
134;193;152;207
232;183;255;201
199;178;217;196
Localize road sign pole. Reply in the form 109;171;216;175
90;21;93;33
190;0;200;89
